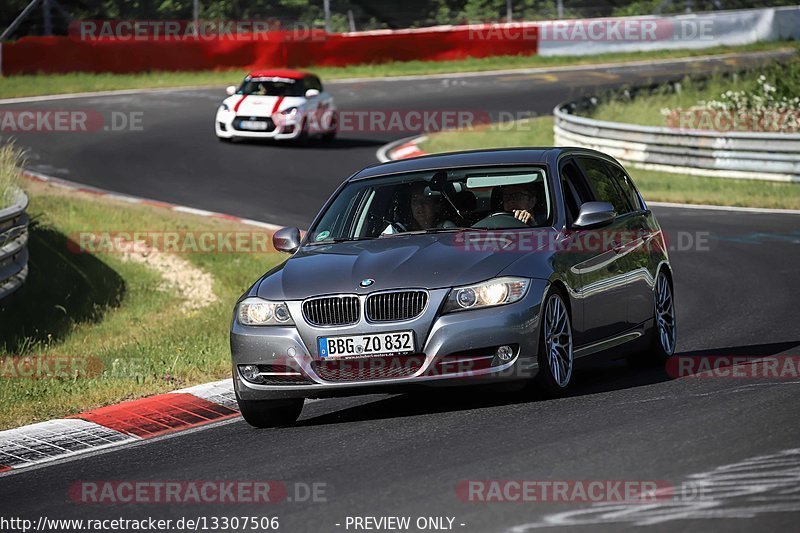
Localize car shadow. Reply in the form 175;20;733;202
0;222;126;353
296;341;800;427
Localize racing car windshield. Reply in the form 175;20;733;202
308;165;552;244
237;77;305;97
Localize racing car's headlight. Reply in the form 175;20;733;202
237;297;294;326
442;277;530;313
220;103;230;112
281;107;299;119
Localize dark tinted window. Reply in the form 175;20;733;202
606;163;644;212
576;157;631;215
559;160;585;223
305;76;323;92
561;159;592;204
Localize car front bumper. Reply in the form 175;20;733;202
231;280;549;401
215;110;303;140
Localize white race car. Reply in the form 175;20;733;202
215;69;337;142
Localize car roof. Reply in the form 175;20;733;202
351;147;623;181
246;69;312;80
351;148;561;181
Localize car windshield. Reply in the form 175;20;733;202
237;77;304;97
307;165;552;244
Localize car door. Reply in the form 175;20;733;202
569;155;638;344
603;160;660;328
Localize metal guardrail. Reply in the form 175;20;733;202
0;188;29;301
553;98;800;183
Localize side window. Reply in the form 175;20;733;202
606;163;644;212
559;161;580;223
576;157;631;215
306;76;322;92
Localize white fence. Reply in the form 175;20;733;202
538;6;800;56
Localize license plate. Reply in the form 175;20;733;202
318;331;415;358
240;120;268;130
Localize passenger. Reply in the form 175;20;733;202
408;182;456;230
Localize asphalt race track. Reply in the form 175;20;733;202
5;49;795;228
2;50;800;531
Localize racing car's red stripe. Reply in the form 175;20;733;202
233;95;248;112
271;96;285;115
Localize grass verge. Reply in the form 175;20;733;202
0;41;796;99
0;177;283;430
0;144;23;208
419;116;800;210
587;53;800;126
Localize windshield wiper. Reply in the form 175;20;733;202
392;227;485;236
305;236;377;246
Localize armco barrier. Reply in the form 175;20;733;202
554;98;800;183
0;189;29;301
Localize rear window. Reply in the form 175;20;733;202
606;163;644;212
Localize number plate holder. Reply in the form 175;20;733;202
318;331;416;359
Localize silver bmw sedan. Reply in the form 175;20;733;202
230;148;676;427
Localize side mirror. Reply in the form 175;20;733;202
273;227;301;254
226;85;237;96
305;88;320;98
573;202;616;229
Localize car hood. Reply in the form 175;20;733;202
256;230;556;300
224;95;304;115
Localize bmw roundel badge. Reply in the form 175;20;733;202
360;278;375;288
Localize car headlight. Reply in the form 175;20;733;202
237;297;294;326
281;107;299;119
442;277;530;313
220;103;230;112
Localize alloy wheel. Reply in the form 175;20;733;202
544;293;573;387
655;272;676;356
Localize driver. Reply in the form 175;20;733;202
501;183;541;225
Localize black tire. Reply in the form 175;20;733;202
628;270;677;367
321;113;338;141
218;135;233;143
321;127;337;141
532;288;574;398
295;119;309;145
237;397;304;428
